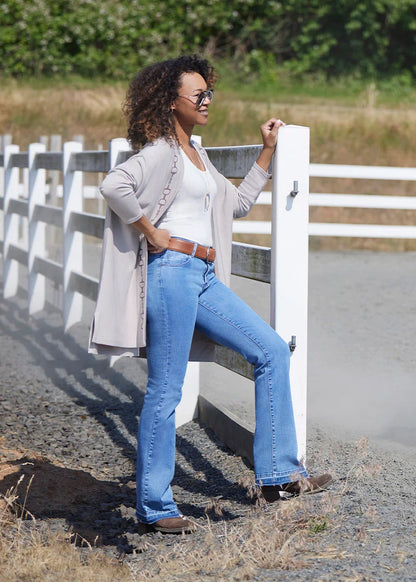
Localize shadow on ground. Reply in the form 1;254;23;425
0;290;257;552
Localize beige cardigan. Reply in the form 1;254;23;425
89;138;270;359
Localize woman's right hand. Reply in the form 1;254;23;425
132;215;170;253
147;227;171;253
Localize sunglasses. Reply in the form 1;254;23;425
178;89;214;108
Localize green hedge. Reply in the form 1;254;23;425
1;0;415;79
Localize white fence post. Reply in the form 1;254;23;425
270;125;310;462
62;140;83;330
0;135;12;202
176;362;200;428
109;137;130;168
49;134;62;205
28;142;47;314
3;144;20;299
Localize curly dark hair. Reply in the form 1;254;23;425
123;55;216;150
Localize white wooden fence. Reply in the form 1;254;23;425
1;130;416;465
0;128;310;465
3;131;415;240
234;165;416;238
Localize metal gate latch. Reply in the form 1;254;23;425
290;180;299;197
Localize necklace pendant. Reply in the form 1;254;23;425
204;192;211;211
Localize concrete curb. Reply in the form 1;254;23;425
198;394;254;467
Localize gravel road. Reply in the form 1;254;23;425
0;251;415;581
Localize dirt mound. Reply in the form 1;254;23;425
0;441;133;544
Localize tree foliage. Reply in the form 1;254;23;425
0;0;415;79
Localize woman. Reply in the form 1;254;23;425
89;55;332;534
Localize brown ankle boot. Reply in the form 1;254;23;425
151;516;196;534
261;473;333;501
280;473;333;495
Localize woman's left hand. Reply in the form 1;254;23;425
256;118;286;172
260;118;286;150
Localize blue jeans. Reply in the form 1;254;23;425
136;246;307;524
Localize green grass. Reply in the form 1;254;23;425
226;77;416;108
308;515;328;534
213;63;416;108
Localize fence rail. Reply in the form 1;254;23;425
234;163;416;237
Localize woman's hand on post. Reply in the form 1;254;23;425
260;118;285;150
256;118;286;172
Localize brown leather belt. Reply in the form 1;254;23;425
167;239;216;263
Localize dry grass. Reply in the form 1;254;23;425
0;471;131;582
131;438;381;581
133;496;347;581
0;437;382;582
0;82;126;150
2;81;416;167
134;501;340;581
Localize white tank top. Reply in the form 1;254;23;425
157;148;217;246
